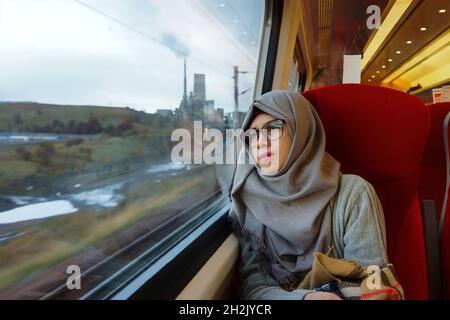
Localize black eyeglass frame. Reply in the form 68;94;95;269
240;119;286;147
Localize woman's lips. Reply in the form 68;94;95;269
258;151;272;165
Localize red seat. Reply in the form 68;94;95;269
422;102;450;299
419;103;450;221
303;84;430;300
442;131;450;298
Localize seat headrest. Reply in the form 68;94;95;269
423;102;450;167
303;84;430;182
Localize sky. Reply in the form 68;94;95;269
0;0;265;114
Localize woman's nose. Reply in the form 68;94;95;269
257;131;269;148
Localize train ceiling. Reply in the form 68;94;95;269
307;0;449;94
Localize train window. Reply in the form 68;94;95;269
0;0;265;299
287;45;305;93
287;58;300;92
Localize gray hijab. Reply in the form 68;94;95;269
229;90;341;285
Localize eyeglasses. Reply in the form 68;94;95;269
241;119;285;147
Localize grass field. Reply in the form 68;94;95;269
0;133;174;193
0;166;219;293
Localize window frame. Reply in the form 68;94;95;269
79;193;229;299
288;42;307;93
110;203;231;300
117;0;282;300
261;0;284;95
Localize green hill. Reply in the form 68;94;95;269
0;102;160;133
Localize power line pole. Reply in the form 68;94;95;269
233;66;239;129
183;56;188;102
233;66;254;129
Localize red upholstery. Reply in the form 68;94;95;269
423;103;450;299
419;103;450;220
303;84;430;300
443;165;450;299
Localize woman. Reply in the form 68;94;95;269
228;90;389;300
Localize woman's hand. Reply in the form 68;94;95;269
304;292;342;300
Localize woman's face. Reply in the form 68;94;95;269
247;113;292;175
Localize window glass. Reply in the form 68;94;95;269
288;58;300;92
0;0;265;298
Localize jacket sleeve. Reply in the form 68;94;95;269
333;178;389;266
236;236;314;300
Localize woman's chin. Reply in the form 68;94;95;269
254;153;281;175
259;163;279;175
259;156;272;166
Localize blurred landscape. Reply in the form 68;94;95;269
0;102;222;295
0;101;178;195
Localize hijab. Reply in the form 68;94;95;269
228;90;341;285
